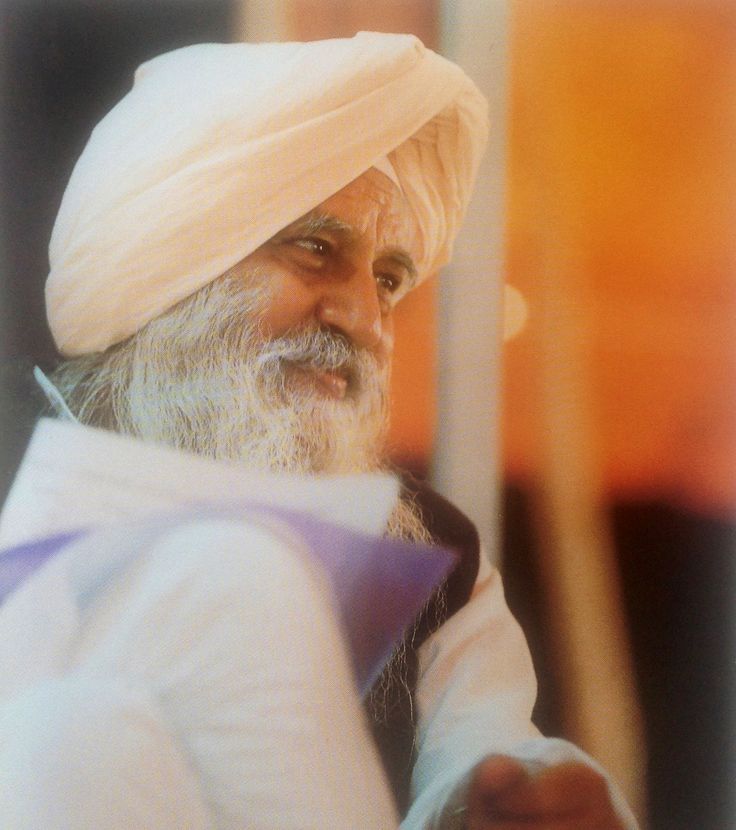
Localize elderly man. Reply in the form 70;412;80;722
0;33;638;829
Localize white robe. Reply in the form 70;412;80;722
0;422;639;828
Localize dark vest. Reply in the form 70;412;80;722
366;479;480;816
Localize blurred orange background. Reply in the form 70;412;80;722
503;0;736;518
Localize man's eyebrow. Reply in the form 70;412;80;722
284;211;355;238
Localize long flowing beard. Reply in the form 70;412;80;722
366;492;445;725
64;274;390;475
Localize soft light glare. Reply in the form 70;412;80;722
503;283;529;340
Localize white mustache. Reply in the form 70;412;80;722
255;327;370;386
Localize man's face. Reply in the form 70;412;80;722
100;167;422;477
227;167;421;401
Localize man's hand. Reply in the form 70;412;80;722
463;754;627;829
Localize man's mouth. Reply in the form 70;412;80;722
284;361;351;401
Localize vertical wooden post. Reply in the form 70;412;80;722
432;0;508;561
530;244;648;822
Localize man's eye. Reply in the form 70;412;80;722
376;273;403;295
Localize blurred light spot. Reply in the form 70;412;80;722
504;284;529;341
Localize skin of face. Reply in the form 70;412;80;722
228;167;422;400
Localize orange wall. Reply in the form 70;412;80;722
289;0;437;47
504;0;736;515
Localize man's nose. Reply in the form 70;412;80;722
315;267;383;352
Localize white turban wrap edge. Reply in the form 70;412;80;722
46;32;489;356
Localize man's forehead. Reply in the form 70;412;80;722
281;169;421;270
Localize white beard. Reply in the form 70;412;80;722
52;272;431;550
51;271;434;548
107;273;391;476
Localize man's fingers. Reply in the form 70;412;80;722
467;756;618;826
498;760;611;816
467;755;531;800
464;756;533;830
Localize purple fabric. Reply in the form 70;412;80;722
253;506;457;692
0;530;85;604
0;504;456;694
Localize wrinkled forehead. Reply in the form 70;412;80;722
306;167;422;268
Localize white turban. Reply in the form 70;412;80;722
46;32;488;356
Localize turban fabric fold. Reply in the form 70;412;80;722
46;32;488;356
